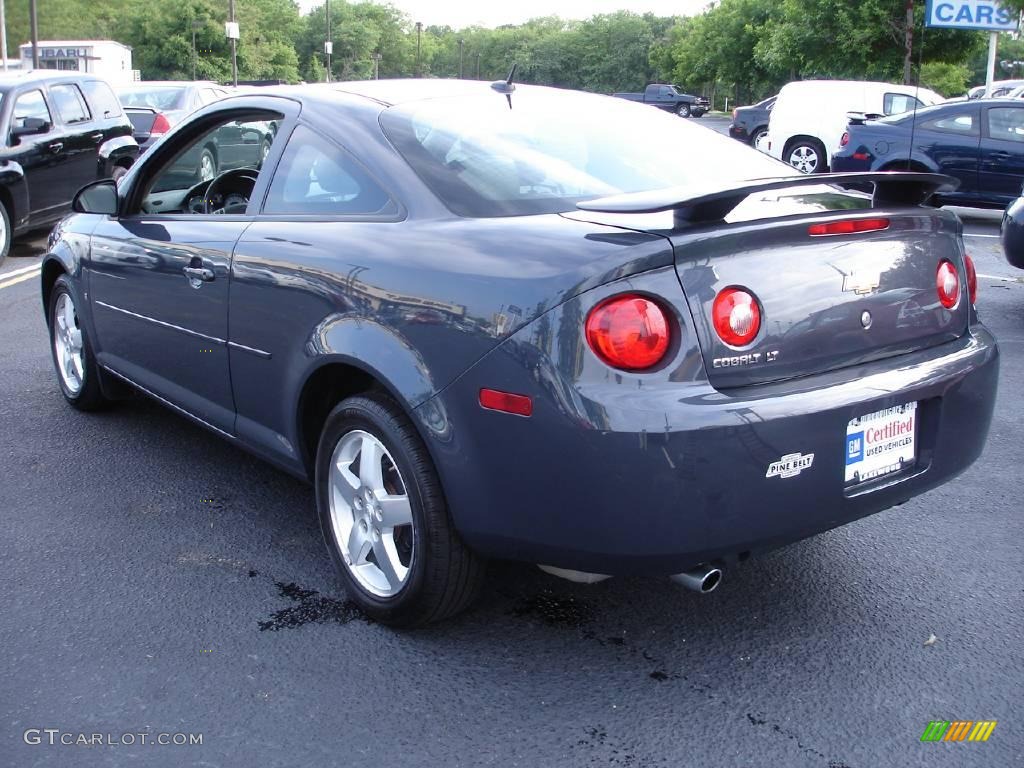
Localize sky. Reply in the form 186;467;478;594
296;0;709;28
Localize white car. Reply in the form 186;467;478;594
767;80;944;173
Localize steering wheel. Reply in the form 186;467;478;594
204;168;259;214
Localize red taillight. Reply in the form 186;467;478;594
585;294;671;371
150;113;171;135
840;131;850;147
808;218;889;236
965;254;978;305
479;388;532;417
712;287;761;347
936;260;960;309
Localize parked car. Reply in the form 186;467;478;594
832;98;1024;208
43;81;998;626
767;80;944;173
0;71;137;266
1000;189;1024;268
613;83;707;117
967;79;1024;99
116;81;230;153
729;94;777;150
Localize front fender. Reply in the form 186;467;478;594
0;160;29;229
97;135;139;178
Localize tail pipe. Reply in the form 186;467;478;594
670;563;723;594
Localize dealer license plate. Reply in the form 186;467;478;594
845;402;917;485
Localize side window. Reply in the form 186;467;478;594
883;93;922;116
263;125;395;216
139;110;283;211
987;108;1024;142
48;84;91;124
12;90;53;132
80;80;122;119
921;112;978;136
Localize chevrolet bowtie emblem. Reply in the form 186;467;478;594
842;271;881;295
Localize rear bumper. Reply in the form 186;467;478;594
728;124;749;141
420;275;999;575
830;153;874;172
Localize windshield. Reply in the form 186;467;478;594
381;86;792;217
117;86;187;111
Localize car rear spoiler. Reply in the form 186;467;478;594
846;111;884;125
576;172;959;226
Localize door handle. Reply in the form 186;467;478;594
47;142;63;153
183;266;215;283
90;132;104;142
991;151;1011;161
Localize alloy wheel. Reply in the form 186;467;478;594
788;144;819;173
53;293;84;395
328;429;415;597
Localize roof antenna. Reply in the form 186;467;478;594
490;63;517;109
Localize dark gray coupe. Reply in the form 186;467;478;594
42;80;999;626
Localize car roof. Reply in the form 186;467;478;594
0;70;108;87
326;79;495;106
117;81;216;89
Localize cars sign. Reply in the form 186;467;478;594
925;0;1019;31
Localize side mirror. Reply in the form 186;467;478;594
11;116;51;138
73;179;119;215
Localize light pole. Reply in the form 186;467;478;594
324;0;331;82
29;0;38;69
372;52;381;80
226;0;238;87
415;21;422;78
1;0;8;72
475;52;480;79
458;38;464;79
191;19;203;81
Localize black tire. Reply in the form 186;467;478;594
676;103;691;118
48;274;108;411
749;127;768;150
315;393;485;627
785;138;827;174
0;200;10;268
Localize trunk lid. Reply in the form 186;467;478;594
671;208;969;388
575;174;969;389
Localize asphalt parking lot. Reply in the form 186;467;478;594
1;200;1021;766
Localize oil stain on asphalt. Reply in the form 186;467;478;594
258;580;367;631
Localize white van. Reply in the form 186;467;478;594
767;80;943;173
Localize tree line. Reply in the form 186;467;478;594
1;0;1010;103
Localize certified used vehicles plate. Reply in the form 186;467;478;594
845;402;917;484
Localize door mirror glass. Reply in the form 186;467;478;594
73;179;119;215
11;116;50;138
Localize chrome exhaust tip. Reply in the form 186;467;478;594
670;564;722;594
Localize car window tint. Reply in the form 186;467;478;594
49;84;91;123
922;112;977;135
12;89;52;130
883;93;923;115
117;87;186;111
81;80;122;119
987;108;1024;142
263;125;395;216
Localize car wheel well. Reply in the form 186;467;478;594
298;362;387;478
41;260;67;322
783;135;828;172
0;186;13;223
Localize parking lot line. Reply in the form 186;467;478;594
0;262;44;279
0;265;40;290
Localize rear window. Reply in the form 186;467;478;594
380;87;790;217
117;86;186;111
81;80;122;119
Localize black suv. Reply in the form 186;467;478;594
0;72;137;265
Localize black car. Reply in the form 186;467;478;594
1000;191;1024;269
0;71;137;265
729;95;776;148
43;82;997;626
832;98;1024;208
613;84;706;117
